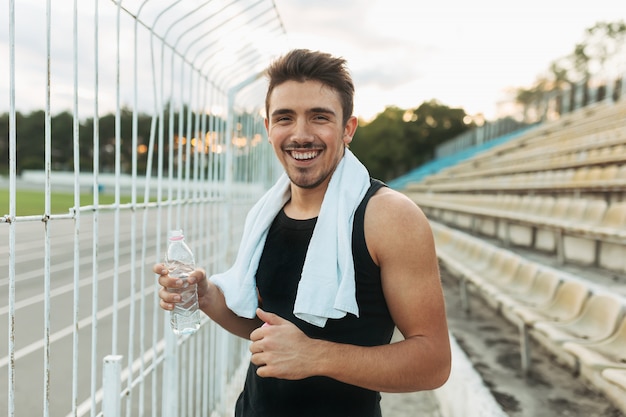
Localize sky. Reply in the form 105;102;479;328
274;0;626;120
1;0;625;122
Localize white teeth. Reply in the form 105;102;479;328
291;151;318;160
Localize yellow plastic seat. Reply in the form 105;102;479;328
599;164;619;181
475;252;522;309
479;252;522;288
530;293;624;369
533;293;624;346
493;261;540;301
497;268;561;308
593;200;626;233
568;166;591;187
507;279;590;326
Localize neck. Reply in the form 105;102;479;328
284;181;329;220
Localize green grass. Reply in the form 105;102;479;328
0;189;136;216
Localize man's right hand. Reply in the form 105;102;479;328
153;263;207;311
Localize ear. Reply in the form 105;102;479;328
343;116;358;146
264;118;271;143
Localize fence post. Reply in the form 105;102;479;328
102;355;123;417
162;328;179;417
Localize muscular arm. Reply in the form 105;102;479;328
155;264;262;340
250;188;451;392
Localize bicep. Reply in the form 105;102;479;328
368;194;447;340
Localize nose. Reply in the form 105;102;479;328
290;120;314;144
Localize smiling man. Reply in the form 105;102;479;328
155;49;451;417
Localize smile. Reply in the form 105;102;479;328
289;150;321;161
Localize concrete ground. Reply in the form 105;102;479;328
439;264;625;417
381;390;442;417
377;257;626;417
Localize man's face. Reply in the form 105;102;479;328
265;79;356;190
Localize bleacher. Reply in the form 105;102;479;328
400;99;626;414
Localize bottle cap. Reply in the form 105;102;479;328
168;229;184;241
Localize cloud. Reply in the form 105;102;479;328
3;0;626;121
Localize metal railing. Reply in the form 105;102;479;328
2;1;285;416
435;74;626;159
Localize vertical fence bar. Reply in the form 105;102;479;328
71;1;82;416
90;1;101;416
5;2;285;415
90;0;101;410
102;355;123;417
132;7;146;417
90;4;100;417
43;0;52;416
7;1;17;416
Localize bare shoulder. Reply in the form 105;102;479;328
366;186;431;229
364;186;435;265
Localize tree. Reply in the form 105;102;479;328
351;101;471;181
515;20;626;120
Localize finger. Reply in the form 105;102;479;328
256;308;283;326
256;365;271;378
250;325;267;342
159;286;181;305
159;298;176;311
187;268;205;285
157;274;182;289
249;340;263;355
153;263;168;275
250;351;267;368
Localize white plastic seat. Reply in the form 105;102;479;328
562;199;608;265
534;197;575;252
600;368;626;414
563;316;626;380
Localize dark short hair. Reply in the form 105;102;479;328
265;49;355;126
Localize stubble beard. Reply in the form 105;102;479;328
288;166;330;190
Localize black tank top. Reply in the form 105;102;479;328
235;179;395;417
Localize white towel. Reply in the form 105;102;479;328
209;149;371;327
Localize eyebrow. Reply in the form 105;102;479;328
270;107;337;118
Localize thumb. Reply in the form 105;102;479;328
256;308;283;326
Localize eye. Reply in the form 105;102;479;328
274;115;292;124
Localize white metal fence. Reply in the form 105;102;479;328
2;1;285;416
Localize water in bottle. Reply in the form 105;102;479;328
165;230;201;335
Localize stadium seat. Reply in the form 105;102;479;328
492;261;540;303
563;316;626;381
617;164;626;180
508;196;543;247
496;268;561;309
562;199;608;265
475;252;522;309
505;279;590;327
568;166;592;187
531;293;624;368
600;369;626;414
534;197;574;252
599;164;619;182
479;252;522;288
592;201;626;272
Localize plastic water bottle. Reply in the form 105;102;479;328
165;230;201;335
